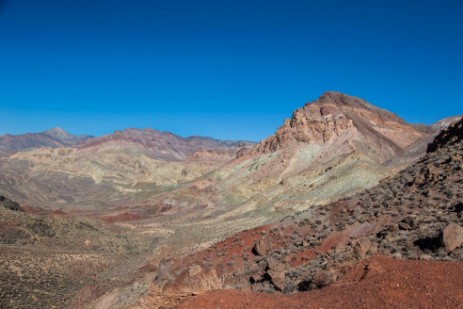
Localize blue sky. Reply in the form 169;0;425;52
0;0;462;141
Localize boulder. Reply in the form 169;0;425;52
442;223;463;253
248;261;267;283
188;265;203;278
155;258;175;287
253;240;269;256
352;237;371;258
398;222;412;230
311;269;337;289
266;260;286;291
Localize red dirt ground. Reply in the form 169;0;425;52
178;256;463;309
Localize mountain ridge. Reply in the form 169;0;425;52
0;127;92;156
0;91;461;308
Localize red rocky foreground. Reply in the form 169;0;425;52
179;256;463;309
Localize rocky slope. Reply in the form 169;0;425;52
148;92;444;246
161;117;463;296
248;91;425;157
177;256;463;309
217;92;433;205
0;127;91;156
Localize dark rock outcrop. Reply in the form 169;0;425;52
427;117;463;153
0;195;22;212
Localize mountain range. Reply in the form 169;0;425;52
0;91;461;309
0;127;92;156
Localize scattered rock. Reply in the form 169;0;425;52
442;223;463;253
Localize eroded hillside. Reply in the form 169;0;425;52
153;117;463;302
0;93;460;309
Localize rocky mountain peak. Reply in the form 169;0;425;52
43;127;73;139
41;127;89;146
316;91;367;106
248;92;424;156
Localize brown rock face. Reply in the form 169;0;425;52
442;223;463;253
246;91;427;163
266;260;286;291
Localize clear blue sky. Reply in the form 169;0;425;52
0;0;462;141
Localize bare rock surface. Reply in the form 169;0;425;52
442;223;463;252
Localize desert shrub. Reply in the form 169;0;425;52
27;219;55;237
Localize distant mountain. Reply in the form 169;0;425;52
0;128;255;210
0;127;91;156
79;128;254;162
